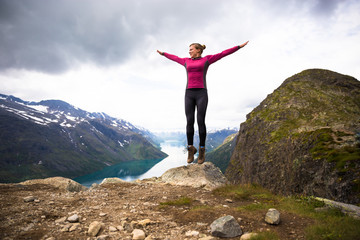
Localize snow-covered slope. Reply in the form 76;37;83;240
0;94;167;183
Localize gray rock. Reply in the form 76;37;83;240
185;230;199;237
315;197;360;219
69;223;80;232
160;162;227;190
210;215;242;237
60;224;72;232
109;226;117;232
88;221;104;237
23;196;36;202
265;208;281;225
132;229;146;240
67;214;79;223
55;216;67;224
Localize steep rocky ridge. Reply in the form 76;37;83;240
226;69;360;204
0;94;167;183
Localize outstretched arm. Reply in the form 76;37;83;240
207;41;249;64
156;50;186;66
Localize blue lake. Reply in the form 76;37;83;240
73;140;187;187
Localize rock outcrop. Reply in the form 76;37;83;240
21;177;87;192
315;197;360;219
159;162;228;190
226;69;360;204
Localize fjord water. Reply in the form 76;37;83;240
74;140;186;187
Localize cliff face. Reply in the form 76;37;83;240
226;69;360;204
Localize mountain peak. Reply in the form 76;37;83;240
282;69;359;89
38;99;74;110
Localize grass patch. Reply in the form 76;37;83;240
277;195;325;216
160;196;193;206
250;231;280;240
213;184;360;240
238;202;272;211
305;212;360;240
190;205;213;211
213;184;273;201
309;128;360;172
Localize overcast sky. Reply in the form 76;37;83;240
1;0;359;132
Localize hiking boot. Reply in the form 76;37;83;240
198;146;205;164
187;145;197;163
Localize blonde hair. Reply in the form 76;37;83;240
190;43;206;54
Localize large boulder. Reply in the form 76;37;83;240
160;162;228;190
21;177;87;192
226;69;360;204
210;215;242;237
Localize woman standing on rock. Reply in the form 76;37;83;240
157;41;249;164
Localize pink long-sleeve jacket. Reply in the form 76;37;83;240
163;46;240;89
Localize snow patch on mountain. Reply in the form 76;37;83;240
0;94;162;150
28;105;48;113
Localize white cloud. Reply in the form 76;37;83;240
1;0;359;132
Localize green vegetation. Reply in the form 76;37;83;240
245;69;360;146
213;184;274;201
307;128;360;172
206;133;237;173
250;231;280;240
213;184;360;240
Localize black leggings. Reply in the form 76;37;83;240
185;88;208;146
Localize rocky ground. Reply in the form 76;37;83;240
0;177;312;240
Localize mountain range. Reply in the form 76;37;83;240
156;128;238;152
0;94;167;183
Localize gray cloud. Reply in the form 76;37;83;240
0;0;150;73
0;0;349;74
311;0;344;16
0;0;224;74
